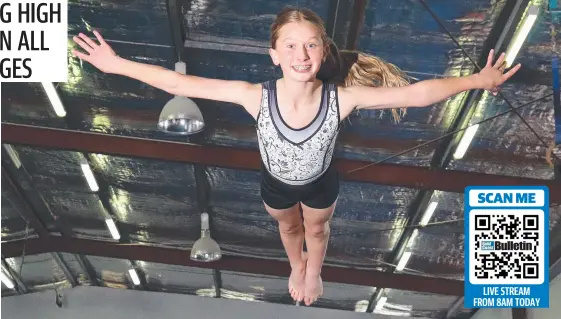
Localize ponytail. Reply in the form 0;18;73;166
318;41;410;122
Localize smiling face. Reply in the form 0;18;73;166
269;21;327;82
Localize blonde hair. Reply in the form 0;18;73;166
270;7;410;122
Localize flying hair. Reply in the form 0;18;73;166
270;6;410;122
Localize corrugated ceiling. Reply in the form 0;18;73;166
1;0;560;318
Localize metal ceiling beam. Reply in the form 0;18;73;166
512;308;527;319
1;236;464;296
4;85;551;166
50;252;78;287
426;0;531;170
74;254;98;286
1;157;99;287
58;103;546;164
167;0;187;62
444;297;467;319
87;99;557;165
61;80;150;290
550;242;561;281
345;0;367;50
3;123;560;203
2;165;79;288
365;191;432;312
1;165;51;239
212;269;222;298
548;241;561;278
325;0;352;47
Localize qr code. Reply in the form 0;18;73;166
469;209;545;285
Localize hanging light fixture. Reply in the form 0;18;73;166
158;62;205;135
190;212;221;262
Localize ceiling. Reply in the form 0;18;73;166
1;0;561;318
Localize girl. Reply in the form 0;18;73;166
72;7;520;306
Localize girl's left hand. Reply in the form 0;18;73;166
475;49;522;95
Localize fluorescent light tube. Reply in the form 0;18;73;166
80;159;99;192
375;296;388;311
395;251;412;272
407;229;419;248
3;144;21;168
1;271;15;289
453;124;479;159
41;82;66;117
128;269;140;285
420;202;438;226
105;218;120;240
505;5;539;67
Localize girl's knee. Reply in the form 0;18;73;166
278;220;304;234
304;220;330;238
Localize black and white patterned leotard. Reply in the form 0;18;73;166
256;79;341;186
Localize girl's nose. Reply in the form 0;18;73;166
295;45;309;61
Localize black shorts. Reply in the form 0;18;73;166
260;163;339;210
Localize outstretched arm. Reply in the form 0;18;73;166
71;31;261;117
338;50;521;118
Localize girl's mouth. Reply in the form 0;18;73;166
292;65;311;73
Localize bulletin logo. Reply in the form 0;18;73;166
0;0;68;82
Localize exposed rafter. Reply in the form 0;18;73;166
50;252;78;287
62;96;150;290
512;308;527;319
4;84;552;166
1;162;99;286
1;236;464;296
3;123;560;204
1;166;51;239
344;0;367;50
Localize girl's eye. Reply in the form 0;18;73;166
287;44;294;49
308;43;317;48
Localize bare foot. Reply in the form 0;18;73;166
288;252;307;302
304;272;323;306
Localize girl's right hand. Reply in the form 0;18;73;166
71;30;120;74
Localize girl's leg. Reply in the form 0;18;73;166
264;201;307;302
301;199;336;306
